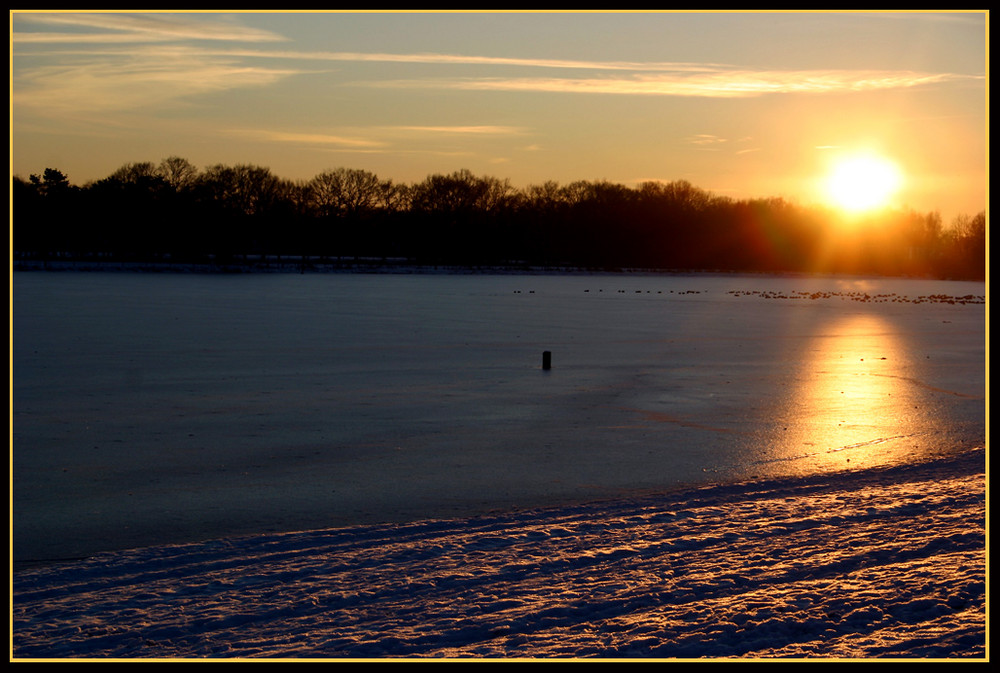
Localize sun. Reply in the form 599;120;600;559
824;153;903;214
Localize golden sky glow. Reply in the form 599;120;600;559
10;10;987;222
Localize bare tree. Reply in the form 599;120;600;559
157;156;198;190
308;167;394;218
200;164;281;216
108;162;159;185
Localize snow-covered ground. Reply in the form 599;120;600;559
12;446;987;659
12;271;987;659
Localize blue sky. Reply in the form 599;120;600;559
10;10;987;222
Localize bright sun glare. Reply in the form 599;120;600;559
824;153;903;214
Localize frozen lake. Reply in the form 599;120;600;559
12;271;986;564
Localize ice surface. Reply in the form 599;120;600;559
12;271;985;565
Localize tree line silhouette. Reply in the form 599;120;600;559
12;158;986;280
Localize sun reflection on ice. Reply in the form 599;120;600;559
772;312;936;475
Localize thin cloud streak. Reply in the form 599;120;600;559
15;58;300;115
225;125;527;152
15;32;192;44
687;134;728;145
65;46;978;93
14;41;735;74
14;12;287;43
227;129;388;149
371;70;975;98
228;49;729;73
385;125;527;135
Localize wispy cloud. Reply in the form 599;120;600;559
11;12;981;127
14;55;300;116
227;125;524;145
92;46;974;99
226;129;388;149
688;134;761;155
12;15;290;118
687;134;728;145
222;125;532;158
204;49;729;73
369;69;975;98
384;125;527;135
13;12;287;43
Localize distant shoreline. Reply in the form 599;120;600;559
10;257;978;283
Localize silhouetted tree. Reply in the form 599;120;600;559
308;168;384;218
303;168;405;257
940;211;986;279
198;164;283;217
11;159;986;279
84;162;174;257
408;170;518;263
13;175;45;253
156;156;198;191
18;169;83;256
30;167;72;195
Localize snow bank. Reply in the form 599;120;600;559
12;446;986;660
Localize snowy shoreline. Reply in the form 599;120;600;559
12;445;986;660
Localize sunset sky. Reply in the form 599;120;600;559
10;10;988;223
